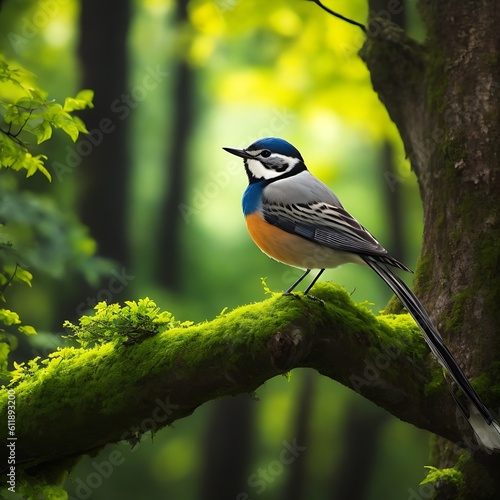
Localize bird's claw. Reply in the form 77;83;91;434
305;294;325;305
283;291;324;305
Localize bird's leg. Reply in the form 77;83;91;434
304;269;325;295
284;269;311;295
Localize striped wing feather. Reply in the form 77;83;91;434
262;201;411;272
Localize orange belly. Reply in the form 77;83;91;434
245;212;358;270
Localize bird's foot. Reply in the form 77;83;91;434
305;294;325;305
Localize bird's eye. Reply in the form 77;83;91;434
260;150;271;158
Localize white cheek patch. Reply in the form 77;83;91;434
246;155;300;180
246;158;274;180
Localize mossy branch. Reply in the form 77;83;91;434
1;283;466;478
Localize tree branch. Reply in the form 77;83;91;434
307;0;366;32
1;283;471;479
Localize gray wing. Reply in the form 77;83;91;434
262;200;411;272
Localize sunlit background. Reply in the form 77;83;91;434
1;0;432;498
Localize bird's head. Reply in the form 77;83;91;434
223;137;306;184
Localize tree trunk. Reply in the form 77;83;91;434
329;401;387;500
199;394;254;500
157;0;194;291
282;370;315;500
77;0;131;265
360;0;500;496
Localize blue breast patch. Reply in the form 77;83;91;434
242;181;265;216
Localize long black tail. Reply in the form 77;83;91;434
363;256;500;450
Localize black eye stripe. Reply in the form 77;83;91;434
260;161;288;172
275;163;288;172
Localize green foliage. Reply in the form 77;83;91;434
0;52;93;180
19;484;69;500
0;51;99;382
10;356;42;387
0;261;36;378
63;298;193;348
0;187;112;282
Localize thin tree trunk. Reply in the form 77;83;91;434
157;0;193;291
330;403;387;500
77;0;131;265
282;370;315;500
199;395;254;500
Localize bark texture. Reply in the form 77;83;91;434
360;1;500;497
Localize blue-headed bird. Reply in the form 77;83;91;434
223;136;500;451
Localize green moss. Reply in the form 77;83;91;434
469;362;500;407
1;289;327;444
423;365;447;398
0;283;434;495
412;253;434;299
377;313;427;358
454;454;499;500
423;44;448;121
485;51;498;68
422;464;464;488
445;290;469;332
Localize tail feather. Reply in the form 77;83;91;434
363;256;500;450
469;407;500;451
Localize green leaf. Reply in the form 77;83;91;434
0;308;21;326
23;153;50;180
63;89;94;112
36;162;52;181
19;324;37;335
42;485;69;500
0;54;92;180
60;121;80;142
15;266;33;286
64;298;184;347
72;115;89;134
33;121;53;144
0;342;10;373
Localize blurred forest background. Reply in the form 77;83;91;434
1;0;433;498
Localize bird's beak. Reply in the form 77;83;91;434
222;147;253;160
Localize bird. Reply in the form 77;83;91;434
223;136;500;451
